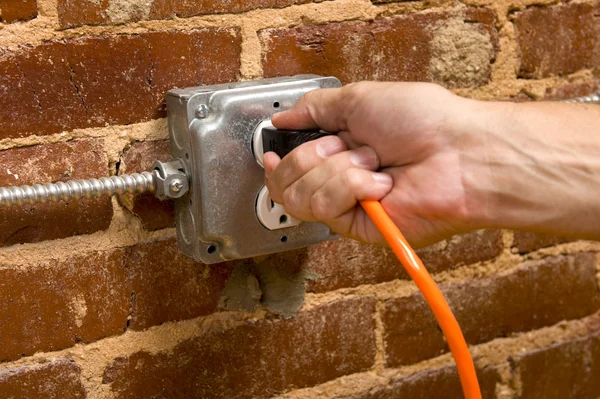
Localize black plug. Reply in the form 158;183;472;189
261;126;333;159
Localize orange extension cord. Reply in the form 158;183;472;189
360;200;481;399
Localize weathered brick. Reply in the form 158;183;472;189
0;359;86;398
0;140;112;246
261;9;497;86
119;141;173;230
511;231;571;254
0;0;37;23
0;29;241;139
341;365;497;399
0;249;128;361
150;0;323;20
124;238;234;330
103;297;376;398
513;331;600;399
416;229;503;274
515;2;600;78
543;80;600;100
58;0;326;29
383;253;600;366
269;230;502;293
58;0;108;28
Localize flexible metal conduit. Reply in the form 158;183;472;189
564;91;600;104
0;172;155;207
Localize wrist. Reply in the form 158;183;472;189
452;98;518;231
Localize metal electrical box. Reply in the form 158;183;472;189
167;75;342;264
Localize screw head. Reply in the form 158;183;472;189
195;104;208;118
169;179;184;193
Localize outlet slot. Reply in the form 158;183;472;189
256;185;300;230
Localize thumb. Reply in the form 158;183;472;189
271;86;352;133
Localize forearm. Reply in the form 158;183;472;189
461;99;600;239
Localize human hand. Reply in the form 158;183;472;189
264;81;485;247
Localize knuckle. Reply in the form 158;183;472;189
288;149;309;174
343;82;367;102
344;169;363;191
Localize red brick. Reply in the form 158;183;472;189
513;331;600;399
383;253;600;366
119;141;173;230
269;230;502;293
103;297;376;398
260;9;497;85
511;231;571;254
124;238;234;330
543;80;600;100
0;359;85;398
150;0;323;20
0;0;37;23
0;249;128;361
416;229;503;274
58;0;326;29
515;2;600;78
0;140;112;246
57;0;107;29
0;42;87;138
0;29;241;139
340;365;498;399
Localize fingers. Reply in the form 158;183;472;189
271;84;360;132
310;169;393;230
265;135;347;203
279;146;380;220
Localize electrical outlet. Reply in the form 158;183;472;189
256;185;301;231
166;75;341;264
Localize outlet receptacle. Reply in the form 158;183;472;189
252;119;273;168
166;75;341;264
256;185;300;230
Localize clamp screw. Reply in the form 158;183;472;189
195;104;208;118
169;179;184;194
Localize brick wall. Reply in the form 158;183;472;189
0;0;599;397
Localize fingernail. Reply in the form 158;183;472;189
351;147;377;167
316;138;343;158
373;172;392;185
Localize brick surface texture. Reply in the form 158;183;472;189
0;249;128;361
0;139;112;246
515;2;600;78
0;359;86;398
0;29;241;139
1;0;599;398
383;253;600;366
261;9;498;86
513;332;600;399
0;0;37;23
103;298;377;398
58;0;328;28
340;365;498;399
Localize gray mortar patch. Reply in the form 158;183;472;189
219;258;317;318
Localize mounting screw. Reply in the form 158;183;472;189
169;179;184;194
195;104;208;118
